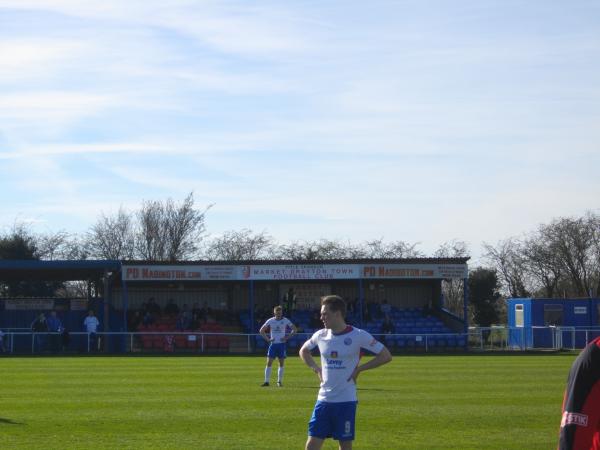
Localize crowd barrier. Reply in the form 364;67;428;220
468;326;600;350
0;331;469;354
2;327;598;355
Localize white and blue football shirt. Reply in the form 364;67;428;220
262;317;294;344
305;326;384;403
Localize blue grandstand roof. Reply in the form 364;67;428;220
0;260;120;281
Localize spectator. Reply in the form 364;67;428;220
381;314;395;346
310;311;322;330
146;297;161;316
362;302;371;324
201;302;213;319
164;299;180;317
142;310;155;326
347;298;358;314
192;302;202;317
176;305;192;331
423;299;433;316
284;288;296;317
84;310;100;352
46;310;63;353
190;313;202;330
127;310;142;331
380;299;392;317
31;313;48;352
381;315;395;334
61;328;70;352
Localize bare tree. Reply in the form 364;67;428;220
273;239;352;260
204;229;274;260
521;227;562;297
136;192;211;261
86;207;136;260
482;238;531;298
543;215;597;296
434;240;469;315
271;237;423;260
589;212;600;296
356;238;423;259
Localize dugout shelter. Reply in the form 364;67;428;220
0;259;120;352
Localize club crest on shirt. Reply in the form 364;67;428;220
330;351;338;358
344;337;352;345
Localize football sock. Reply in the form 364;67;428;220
265;367;272;382
278;367;284;383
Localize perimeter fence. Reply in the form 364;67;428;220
1;326;598;355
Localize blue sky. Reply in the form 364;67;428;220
1;0;599;259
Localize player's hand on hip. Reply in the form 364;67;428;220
347;366;360;384
313;366;323;382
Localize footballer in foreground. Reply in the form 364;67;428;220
300;295;392;450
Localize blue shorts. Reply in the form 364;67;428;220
267;343;286;359
308;401;357;441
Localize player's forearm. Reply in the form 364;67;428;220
357;347;392;373
299;347;319;370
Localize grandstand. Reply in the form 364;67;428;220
0;258;469;354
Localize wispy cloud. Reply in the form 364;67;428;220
0;1;599;256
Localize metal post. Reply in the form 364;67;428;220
87;333;90;353
586;330;589;346
130;333;134;353
358;278;364;327
31;333;35;354
249;280;254;335
425;335;428;353
463;277;469;333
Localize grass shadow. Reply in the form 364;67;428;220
0;417;24;425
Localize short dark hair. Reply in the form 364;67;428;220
321;295;346;318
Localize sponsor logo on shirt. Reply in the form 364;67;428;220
561;411;588;427
325;359;344;368
326;351;345;368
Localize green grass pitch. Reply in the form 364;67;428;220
0;353;576;449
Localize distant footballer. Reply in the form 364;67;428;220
259;305;297;387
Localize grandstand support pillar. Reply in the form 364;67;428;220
249;280;255;334
122;279;129;330
358;279;364;327
463;277;469;333
103;269;113;354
